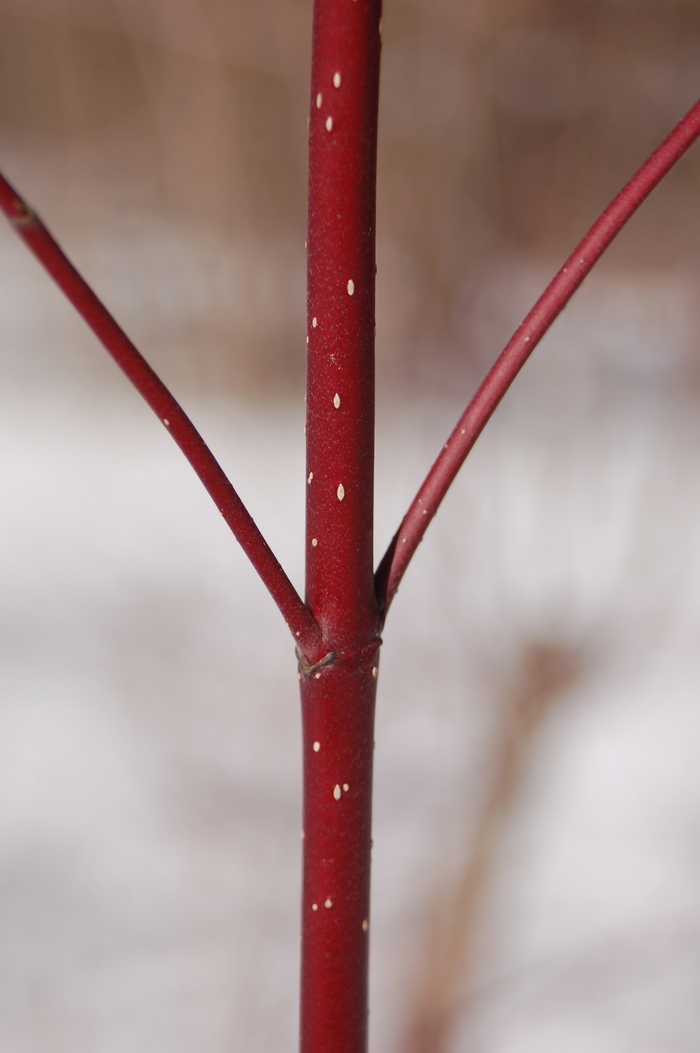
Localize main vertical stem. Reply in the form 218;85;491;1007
301;2;382;1052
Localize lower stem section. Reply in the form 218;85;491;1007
299;643;380;1053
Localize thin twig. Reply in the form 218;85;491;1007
376;96;700;615
0;171;325;662
402;641;581;1053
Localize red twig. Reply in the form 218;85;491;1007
0;171;325;663
300;2;382;1051
376;96;700;615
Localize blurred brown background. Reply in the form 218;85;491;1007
1;0;699;393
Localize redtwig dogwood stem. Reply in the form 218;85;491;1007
375;95;700;615
1;16;699;1053
301;1;382;1051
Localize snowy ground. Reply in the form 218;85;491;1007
1;244;700;1051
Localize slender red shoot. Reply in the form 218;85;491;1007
376;95;700;615
0;171;325;663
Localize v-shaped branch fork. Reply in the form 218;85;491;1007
2;93;700;653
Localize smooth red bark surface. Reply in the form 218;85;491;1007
376;95;700;614
0;171;324;663
301;2;382;1051
305;0;381;647
300;648;379;1053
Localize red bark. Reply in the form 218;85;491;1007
299;648;379;1053
301;2;382;1051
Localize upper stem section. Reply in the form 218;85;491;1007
306;0;382;649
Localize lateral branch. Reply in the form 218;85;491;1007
376;95;700;616
0;171;325;662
